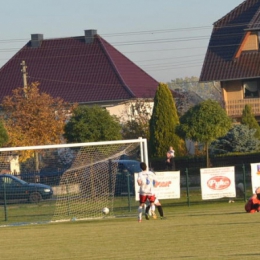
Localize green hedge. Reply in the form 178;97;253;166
150;152;260;172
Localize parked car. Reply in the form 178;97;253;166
20;169;66;186
0;174;53;203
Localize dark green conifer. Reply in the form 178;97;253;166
241;104;260;139
149;83;184;158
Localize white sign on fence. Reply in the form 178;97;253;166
250;163;260;193
134;171;180;201
200;166;236;200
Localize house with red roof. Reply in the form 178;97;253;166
0;29;159;120
200;0;260;122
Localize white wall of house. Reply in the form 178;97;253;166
106;102;129;121
106;100;154;123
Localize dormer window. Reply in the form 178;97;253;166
235;31;259;58
242;32;258;51
243;80;259;98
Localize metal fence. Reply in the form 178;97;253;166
0;158;256;226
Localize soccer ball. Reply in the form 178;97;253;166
102;207;109;215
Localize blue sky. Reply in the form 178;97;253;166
0;0;243;82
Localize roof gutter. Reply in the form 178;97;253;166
76;97;153;106
200;75;260;83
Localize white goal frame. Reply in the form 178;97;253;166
0;137;149;223
0;137;149;166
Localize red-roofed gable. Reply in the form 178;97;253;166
0;30;159;104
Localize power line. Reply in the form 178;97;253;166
146;62;203;70
142;59;203;68
0;21;251;43
101;26;212;37
135;54;205;63
0;31;244;49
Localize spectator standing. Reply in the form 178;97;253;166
169;146;175;157
165;146;175;171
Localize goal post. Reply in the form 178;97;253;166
0;138;148;223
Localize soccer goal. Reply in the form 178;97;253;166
0;138;147;223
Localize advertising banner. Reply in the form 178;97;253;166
250;163;260;193
200;166;236;200
134;171;180;201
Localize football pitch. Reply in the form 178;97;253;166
0;201;259;260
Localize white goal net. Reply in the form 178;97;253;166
0;138;148;224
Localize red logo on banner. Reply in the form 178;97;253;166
154;181;171;188
207;176;231;190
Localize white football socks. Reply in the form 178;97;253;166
138;206;143;220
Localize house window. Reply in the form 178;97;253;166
243;80;259;98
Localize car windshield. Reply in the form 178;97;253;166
13;177;28;185
121;161;141;174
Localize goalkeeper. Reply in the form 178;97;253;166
245;187;260;213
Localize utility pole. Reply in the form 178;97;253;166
20;60;28;97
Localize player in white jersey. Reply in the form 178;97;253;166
137;162;157;222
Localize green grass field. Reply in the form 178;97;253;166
1;200;259;260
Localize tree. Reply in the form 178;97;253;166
121;99;152;140
64;105;122;143
149;83;184;158
210;124;260;154
0;120;8;147
2;82;74;169
176;99;232;167
168;76;222;102
241;104;260;139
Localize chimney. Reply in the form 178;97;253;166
84;30;97;44
31;34;44;48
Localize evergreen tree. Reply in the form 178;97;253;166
149;83;184;158
210;124;260;154
241;104;260;139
